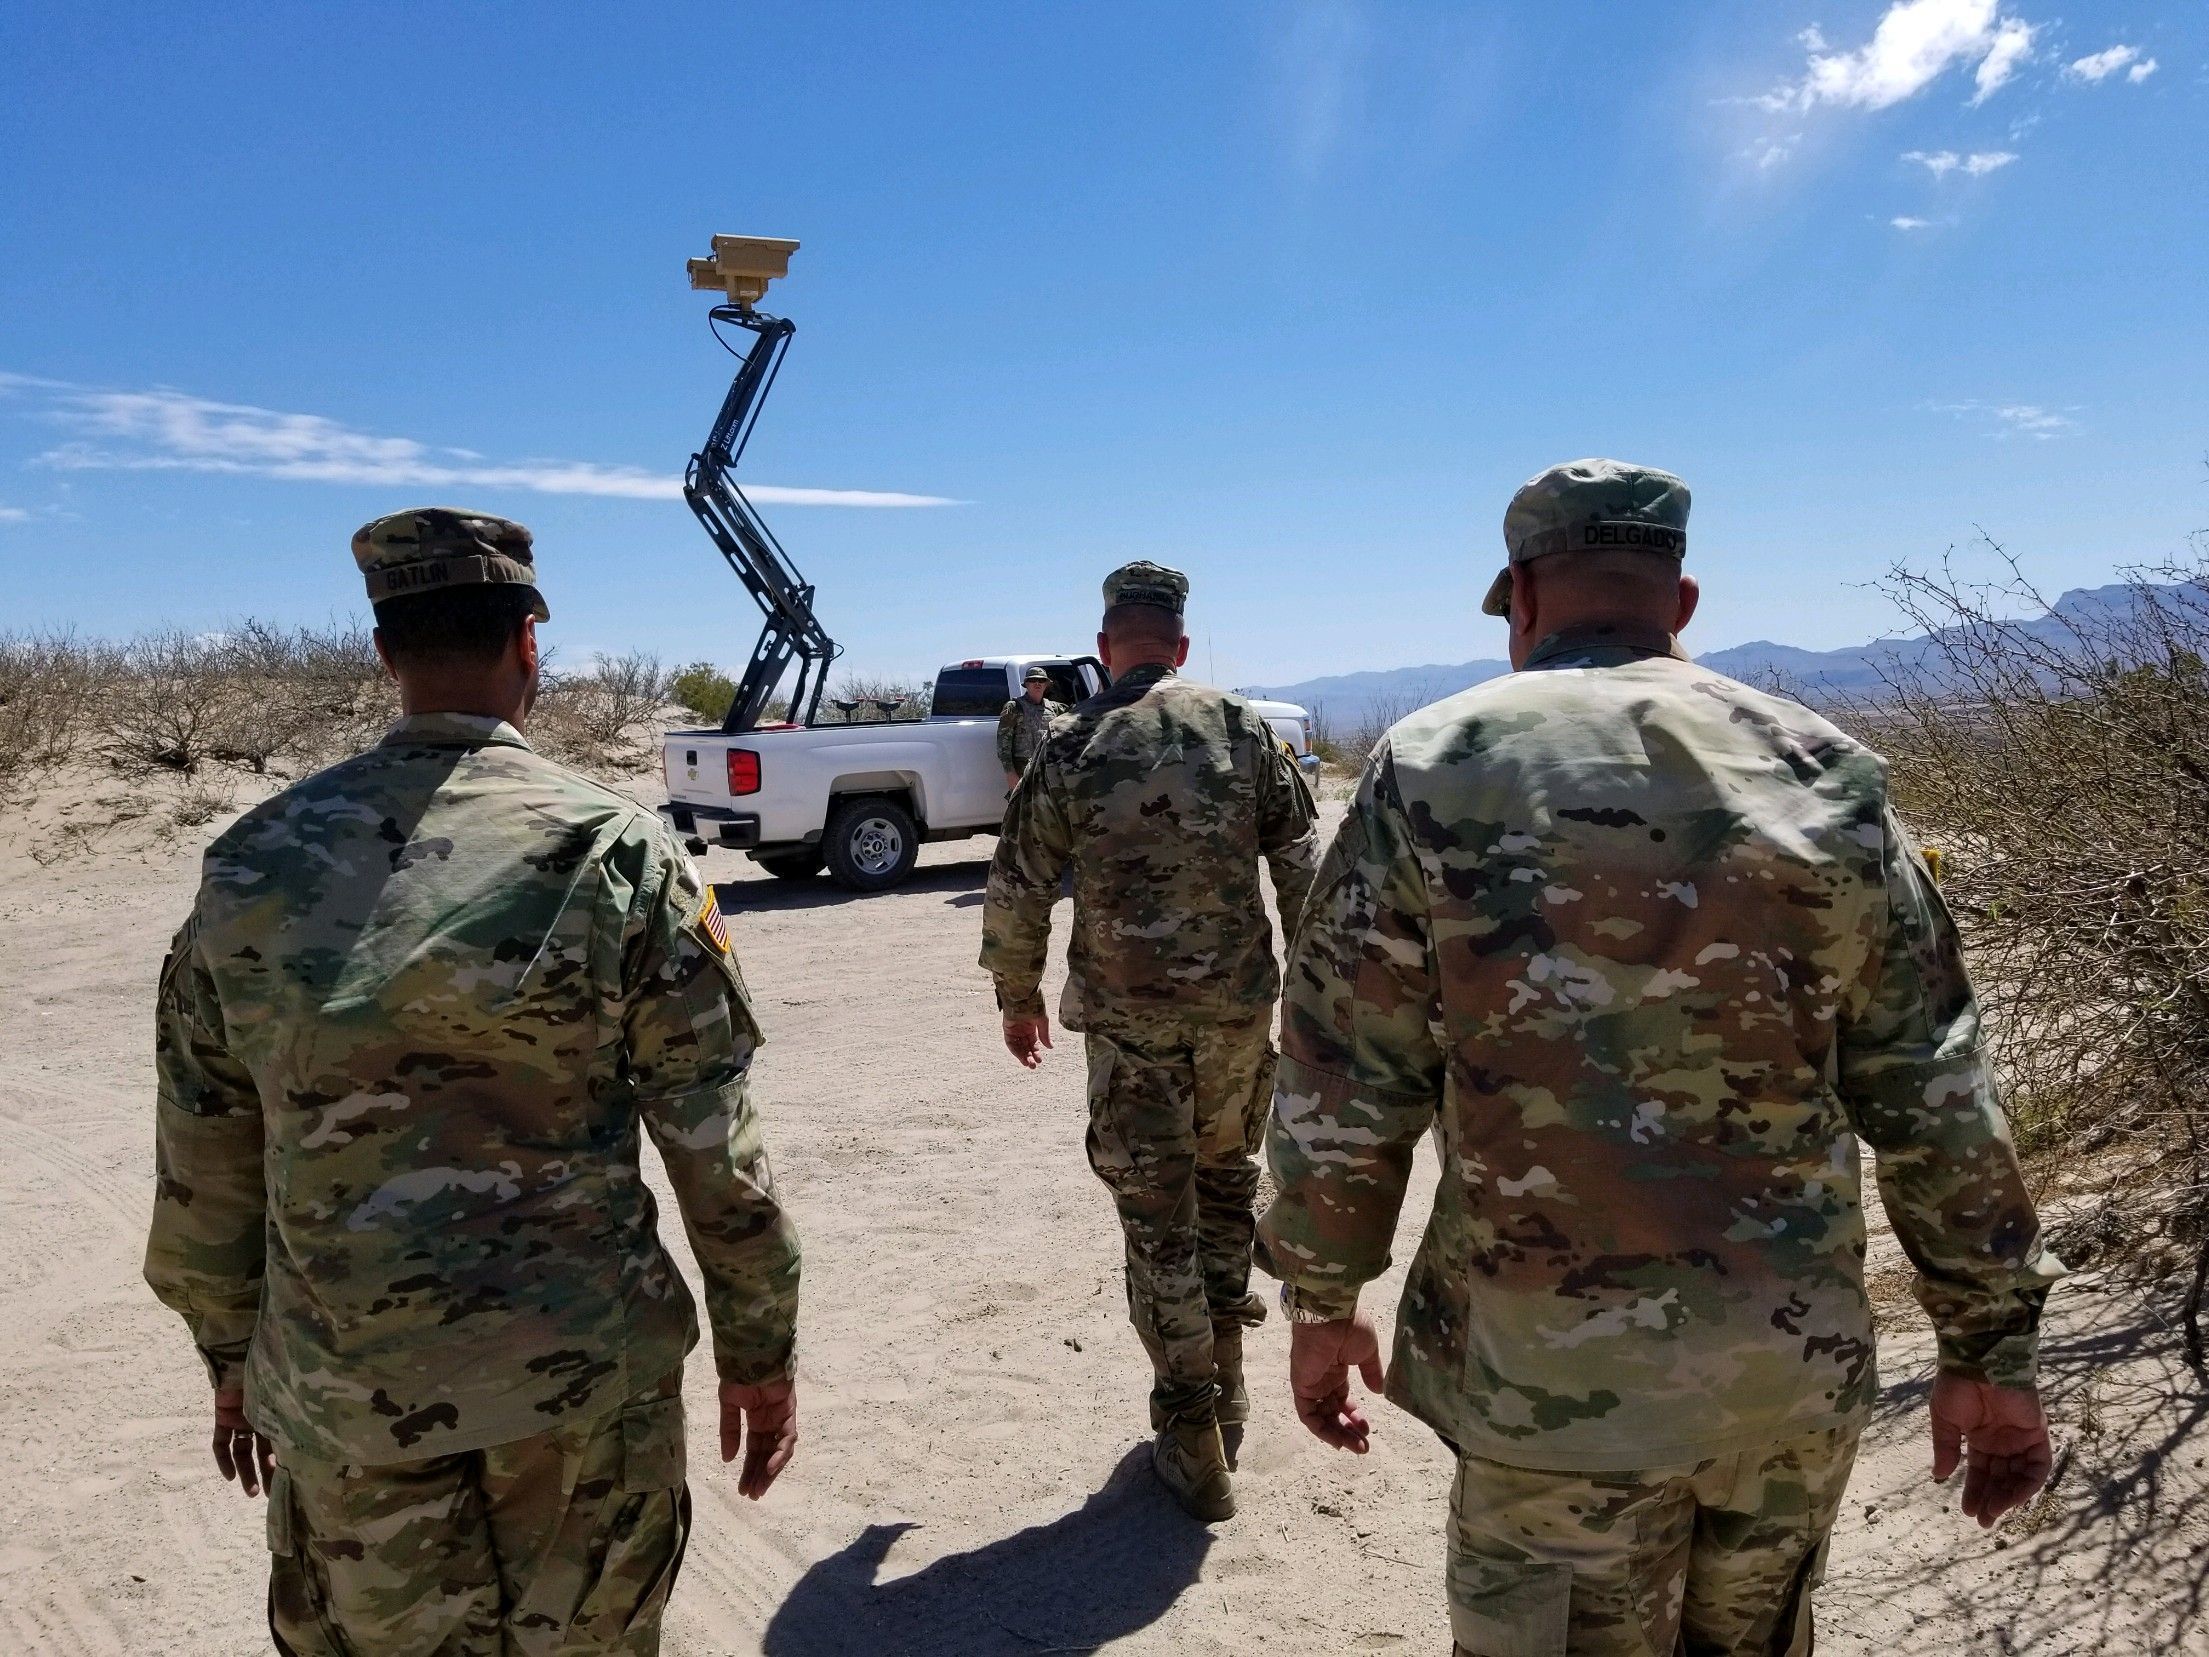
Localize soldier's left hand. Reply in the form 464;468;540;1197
1002;1012;1053;1068
722;1377;798;1500
210;1384;276;1498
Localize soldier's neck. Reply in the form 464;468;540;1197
396;674;533;733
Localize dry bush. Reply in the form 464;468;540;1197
1312;682;1449;767
94;622;396;777
1846;539;2209;1359
98;629;244;774
533;651;672;768
0;631;103;792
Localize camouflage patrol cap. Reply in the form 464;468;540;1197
351;507;551;622
1481;459;1690;617
1022;665;1052;683
1102;560;1188;615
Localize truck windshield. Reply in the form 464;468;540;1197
932;669;1016;718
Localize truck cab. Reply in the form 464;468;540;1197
659;654;1319;893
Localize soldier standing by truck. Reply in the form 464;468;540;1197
998;664;1067;791
981;561;1318;1522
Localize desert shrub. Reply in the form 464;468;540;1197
1315;683;1447;768
670;661;737;724
1851;540;2209;1359
533;651;671;768
0;631;102;791
98;629;244;773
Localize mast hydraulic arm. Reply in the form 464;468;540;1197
683;236;839;732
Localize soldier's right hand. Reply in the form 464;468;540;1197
721;1377;798;1500
1002;1012;1053;1068
1929;1372;2052;1527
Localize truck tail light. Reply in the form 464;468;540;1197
726;750;761;795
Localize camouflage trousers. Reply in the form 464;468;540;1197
1446;1420;1860;1657
1082;1013;1274;1427
267;1378;690;1656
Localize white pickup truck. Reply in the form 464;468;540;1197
659;653;1321;892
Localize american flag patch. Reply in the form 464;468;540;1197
696;892;731;955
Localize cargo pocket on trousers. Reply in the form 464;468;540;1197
1083;1041;1136;1188
1447;1550;1572;1657
1777;1533;1831;1655
265;1466;296;1558
621;1395;686;1493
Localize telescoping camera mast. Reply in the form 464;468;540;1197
683;234;840;733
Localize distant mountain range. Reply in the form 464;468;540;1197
1246;580;2205;725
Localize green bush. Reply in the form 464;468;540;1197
671;661;737;723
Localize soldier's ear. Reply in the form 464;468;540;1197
370;628;397;683
515;617;541;677
1096;631;1113;671
1674;574;1700;635
1172;635;1191;668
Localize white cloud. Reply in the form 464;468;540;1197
2066;44;2142;83
1744;135;1800;170
1932;399;2080;438
0;505;29;522
1891;215;1935;229
1971;16;2034;102
1758;0;2036;113
2128;57;2159;83
1903;147;2018;176
2;377;958;507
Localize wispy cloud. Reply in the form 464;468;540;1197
2066;44;2156;84
1902;147;2019;176
1753;0;2036;113
0;505;29;523
1932;399;2080;438
0;374;959;508
1891;215;1935;230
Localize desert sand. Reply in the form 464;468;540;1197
1;764;2202;1655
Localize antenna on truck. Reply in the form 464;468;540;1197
683;234;841;732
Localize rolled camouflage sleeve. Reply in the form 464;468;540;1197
1257;734;1320;940
625;848;801;1386
995;702;1021;769
144;911;266;1393
979;759;1073;1018
1258;747;1444;1318
1837;805;2064;1389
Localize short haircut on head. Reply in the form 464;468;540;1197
1527;549;1683;612
1101;601;1185;650
373;585;538;671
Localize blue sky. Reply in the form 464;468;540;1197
1;1;2202;689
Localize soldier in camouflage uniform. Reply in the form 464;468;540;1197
1258;461;2064;1655
144;508;802;1655
981;561;1318;1521
997;665;1069;791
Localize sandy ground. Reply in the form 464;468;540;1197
1;761;2203;1655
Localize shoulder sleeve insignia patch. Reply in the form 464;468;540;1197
695;891;731;955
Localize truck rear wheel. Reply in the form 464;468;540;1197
752;848;826;881
823;796;920;892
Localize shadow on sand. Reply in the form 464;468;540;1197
713;858;991;916
760;1448;1210;1657
1824;1274;2207;1651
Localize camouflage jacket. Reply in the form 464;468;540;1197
144;713;801;1465
981;664;1319;1030
1258;627;2062;1472
996;695;1067;771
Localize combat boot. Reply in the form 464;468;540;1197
1152;1416;1235;1522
